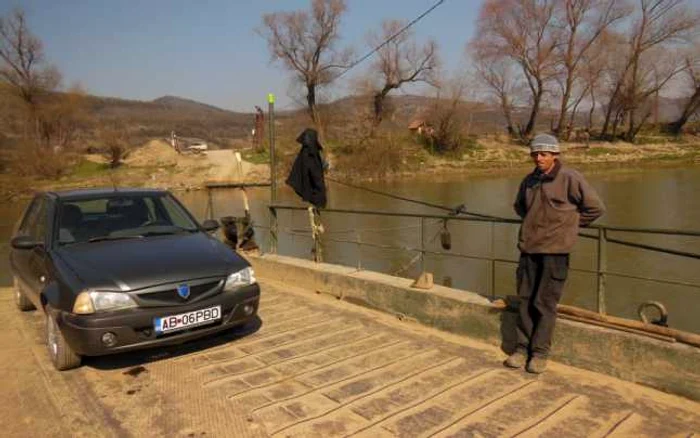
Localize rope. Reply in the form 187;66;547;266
326;177;504;220
394;253;422;276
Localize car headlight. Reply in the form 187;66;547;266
224;267;256;292
73;291;137;314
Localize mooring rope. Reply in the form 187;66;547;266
326;176;504;220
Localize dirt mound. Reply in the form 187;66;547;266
126;139;180;167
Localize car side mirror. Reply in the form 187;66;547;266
11;235;42;250
201;219;220;232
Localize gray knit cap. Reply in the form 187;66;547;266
530;133;560;153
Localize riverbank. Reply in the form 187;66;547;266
1;138;699;200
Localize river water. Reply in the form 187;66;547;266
2;165;699;333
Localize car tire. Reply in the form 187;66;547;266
46;312;81;371
13;277;36;311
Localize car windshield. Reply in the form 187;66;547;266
56;193;200;245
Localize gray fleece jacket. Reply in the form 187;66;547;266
514;161;605;254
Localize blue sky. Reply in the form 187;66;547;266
1;0;480;111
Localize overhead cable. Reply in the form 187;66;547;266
334;0;446;80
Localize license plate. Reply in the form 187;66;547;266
154;305;221;334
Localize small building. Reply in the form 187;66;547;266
408;119;434;136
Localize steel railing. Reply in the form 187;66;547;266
265;205;700;316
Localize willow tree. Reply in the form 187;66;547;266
553;0;628;137
258;0;352;124
472;0;560;138
470;44;524;137
368;19;439;127
600;0;698;140
667;55;700;134
1;9;90;153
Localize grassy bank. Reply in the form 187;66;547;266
1;137;699;202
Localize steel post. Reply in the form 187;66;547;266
420;217;425;273
597;227;608;314
269;206;278;254
489;221;496;299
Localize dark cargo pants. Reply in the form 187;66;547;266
515;253;569;358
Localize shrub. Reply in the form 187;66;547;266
99;128;131;168
332;134;402;179
5;140;77;179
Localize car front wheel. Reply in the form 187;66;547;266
46;312;81;371
13;277;36;311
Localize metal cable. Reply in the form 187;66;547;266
326;176;503;220
334;0;446;81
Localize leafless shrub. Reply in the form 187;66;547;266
332;133;402;179
100;128;131;168
6;139;77;178
423;79;470;155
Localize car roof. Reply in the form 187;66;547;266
45;187;170;202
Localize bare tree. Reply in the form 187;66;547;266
426;78;468;154
600;0;698;140
35;85;90;151
367;19;439;127
1;9;89;180
553;0;629;137
0;9;60;107
667;54;700;134
577;30;620;132
258;0;352;124
472;0;561;138
470;45;524;137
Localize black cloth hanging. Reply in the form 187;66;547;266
285;128;327;208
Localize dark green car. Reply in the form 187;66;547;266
9;188;260;370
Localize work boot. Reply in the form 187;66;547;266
503;351;527;369
526;356;548;374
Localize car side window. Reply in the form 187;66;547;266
19;197;47;242
18;199;39;235
29;198;48;242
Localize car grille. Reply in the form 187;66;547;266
135;280;222;306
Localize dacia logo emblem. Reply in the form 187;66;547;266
177;284;190;300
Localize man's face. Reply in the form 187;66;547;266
530;151;557;173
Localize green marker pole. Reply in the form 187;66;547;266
268;93;276;203
268;93;277;254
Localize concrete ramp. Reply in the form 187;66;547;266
1;282;699;437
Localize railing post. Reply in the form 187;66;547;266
489;221;496;299
206;189;214;221
269;206;278;255
420;217;425;273
356;231;362;271
597;227;607;315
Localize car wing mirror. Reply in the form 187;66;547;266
11;235;42;250
201;219;220;232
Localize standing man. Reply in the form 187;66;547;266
506;133;605;374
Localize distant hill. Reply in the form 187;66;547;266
84;95;257;147
151;95;231;114
1;86;690;152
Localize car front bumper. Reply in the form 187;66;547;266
56;283;260;356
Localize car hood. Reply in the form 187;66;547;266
54;233;244;291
